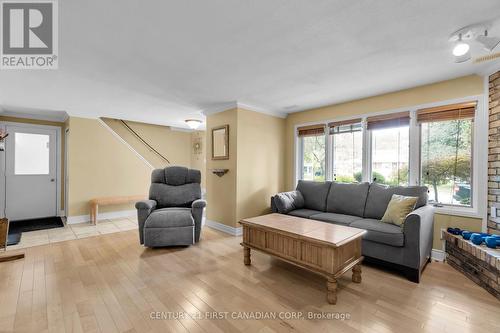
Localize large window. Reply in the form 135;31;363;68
418;103;475;206
296;101;478;209
368;112;410;186
330;122;362;182
298;125;326;181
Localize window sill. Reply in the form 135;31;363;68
433;206;483;219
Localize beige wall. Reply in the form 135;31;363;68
67;117;151;216
191;130;206;189
206;108;238;227
285;74;485;250
205;108;286;228
433;214;482;249
102;118;192;169
0;115;66;210
236;108;286;222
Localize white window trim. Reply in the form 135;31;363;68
294;94;487;220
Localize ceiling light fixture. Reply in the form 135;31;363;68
452;35;470;57
449;22;499;64
185;119;202;129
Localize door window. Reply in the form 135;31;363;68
14;132;50;175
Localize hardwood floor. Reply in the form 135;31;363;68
0;227;499;333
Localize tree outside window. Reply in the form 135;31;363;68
301;135;325;181
421;120;472;206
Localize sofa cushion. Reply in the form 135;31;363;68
144;208;194;228
288;209;323;218
364;183;428;220
310;213;360;226
326;182;369;217
349;218;404;247
296;180;331;211
274;191;305;214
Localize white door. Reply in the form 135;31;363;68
5;125;58;221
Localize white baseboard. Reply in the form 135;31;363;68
205;219;242;236
431;249;445;262
67;209;136;224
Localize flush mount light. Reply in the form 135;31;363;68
185;119;202;129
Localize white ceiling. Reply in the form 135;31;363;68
1;0;500;128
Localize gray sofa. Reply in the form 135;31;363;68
136;166;206;247
271;181;434;282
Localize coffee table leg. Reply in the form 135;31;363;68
326;277;337;304
352;264;362;283
243;246;251;265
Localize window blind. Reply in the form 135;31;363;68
328;118;362;134
297;124;325;137
366;111;410;130
417;101;476;123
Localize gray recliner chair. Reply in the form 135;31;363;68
136;166;206;247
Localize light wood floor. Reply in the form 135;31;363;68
1;227;499;333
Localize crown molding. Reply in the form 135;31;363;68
0;110;68;122
202;101;287;119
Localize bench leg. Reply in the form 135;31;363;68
91;204;98;225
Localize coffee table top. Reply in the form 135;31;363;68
239;213;366;247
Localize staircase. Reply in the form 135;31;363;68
100;118;171;169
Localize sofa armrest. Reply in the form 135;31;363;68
271;196;278;213
136;199;157;244
272;190;305;214
192;199;206;242
402;205;435;269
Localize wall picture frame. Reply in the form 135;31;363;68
212;125;229;160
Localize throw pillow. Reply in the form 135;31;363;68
274;191;305;214
381;194;418;227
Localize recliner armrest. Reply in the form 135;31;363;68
192;199;206;209
136;199;157;245
136;199;157;211
191;199;206;243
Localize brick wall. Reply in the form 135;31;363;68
488;71;500;234
444;232;499;300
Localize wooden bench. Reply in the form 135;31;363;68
89;195;146;225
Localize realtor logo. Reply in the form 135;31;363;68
1;0;58;69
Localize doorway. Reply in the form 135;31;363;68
1;122;62;221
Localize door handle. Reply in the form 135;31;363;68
50;178;55;182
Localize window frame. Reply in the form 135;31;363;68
368;123;410;186
297;132;328;182
418;117;474;209
294;95;487;218
330;123;363;182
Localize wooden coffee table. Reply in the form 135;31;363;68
239;213;366;304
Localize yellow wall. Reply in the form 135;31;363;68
102;118;192;168
191;130;206;189
236;108;286;222
0;115;66;210
433;214;482;249
206;108;238;227
67;117;151;216
285;75;485;250
205;108;286;228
